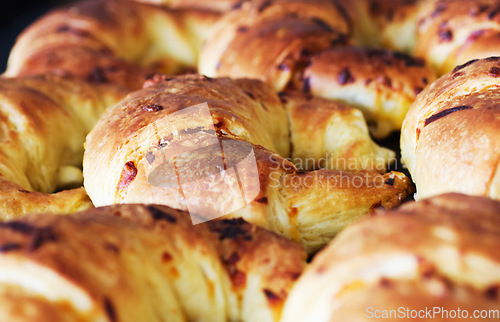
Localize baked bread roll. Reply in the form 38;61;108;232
337;0;422;52
0;0;219;219
133;0;239;12
84;74;412;253
0;75;128;220
297;47;435;138
401;57;500;200
416;0;500;75
198;0;436;138
0;204;306;321
282;193;500;321
5;0;219;82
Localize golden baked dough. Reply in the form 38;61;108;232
0;0;219;219
133;0;239;12
2;0;500;319
282;193;500;321
198;0;436;138
402;57;500;200
6;0;219;80
298;47;435;138
0;75;128;220
337;0;422;52
416;0;500;75
280;92;394;171
0;204;306;321
84;74;412;253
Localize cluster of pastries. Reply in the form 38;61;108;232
0;0;499;320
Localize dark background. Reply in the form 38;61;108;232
0;0;74;72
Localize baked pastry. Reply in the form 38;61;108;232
5;0;219;82
0;0;219;219
0;204;306;321
2;0;413;223
0;75;128;220
133;0;239;12
1;0;500;320
198;0;436;138
401;57;500;200
83;74;412;253
282;193;500;321
415;0;500;75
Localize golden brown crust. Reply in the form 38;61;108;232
401;57;500;200
134;0;241;12
6;0;220;82
282;193;500;321
84;75;413;253
198;0;439;138
337;0;422;52
198;0;351;90
0;204;306;322
0;0;220;220
0;75;127;219
416;0;500;75
301;47;436;138
279;91;395;171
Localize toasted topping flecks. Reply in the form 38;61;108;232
485;285;499;299
231;269;246;287
243;90;255;100
393;52;425;67
232;1;244;10
0;243;21;253
103;298;117;322
425;105;473;126
310;17;334;32
258;0;272;13
431;4;447;18
147;206;177;223
379;278;392;288
88;67;107;83
338;68;355;85
255;197;268;203
211;218;252;241
162;252;173;263
29;227;57;252
142;104;164;112
263;289;282;304
488;6;500;19
469;5;490;16
438;29;453;42
452;59;479;73
489;67;500;77
0;221;37;234
303;77;311;93
117;161;137;191
105;243;120;255
237;26;248;33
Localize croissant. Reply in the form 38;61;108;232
198;0;436;138
0;204;306;321
83;74;412;253
282;193;500;321
0;0;218;219
0;75;128;219
1;0;500;320
402;57;500;200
